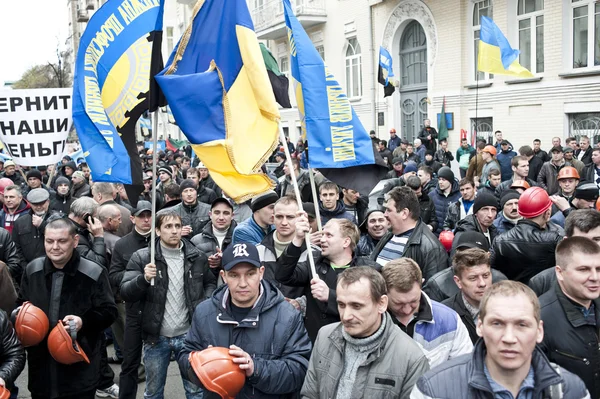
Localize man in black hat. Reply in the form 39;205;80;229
171;179;211;238
156;167;174;209
232;190;278;246
493;190;522;234
23;169;48;197
452;193;499;248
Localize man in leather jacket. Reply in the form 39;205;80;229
0;309;25;395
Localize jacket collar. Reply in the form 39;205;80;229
44;250;81;277
554;282;600;328
213;280;282;327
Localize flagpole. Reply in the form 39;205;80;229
149;111;159;286
307;165;322;231
278;124;318;280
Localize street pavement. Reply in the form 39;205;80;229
15;344;187;398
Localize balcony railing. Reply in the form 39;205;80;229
86;0;95;10
251;0;326;38
77;10;89;22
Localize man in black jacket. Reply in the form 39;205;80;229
17;218;117;399
539;236;600;398
371;186;447;281
171;179;211;239
68;197;107;267
452;193;499;249
0;308;25;395
120;210;216;399
108;201;152;399
576;136;593;165
580;147;600;187
406;176;438;232
275;216;378;342
49;177;74;215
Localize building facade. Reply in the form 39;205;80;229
252;0;600;154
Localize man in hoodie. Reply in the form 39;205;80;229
1;161;25;187
49;176;74;215
71;170;91;198
453;193;499;249
493;190;522;234
0;185;30;235
456;138;476;179
232;190;277;245
318;182;356;225
171;179;211;239
428;167;461;235
443;178;476;232
496;140;517;182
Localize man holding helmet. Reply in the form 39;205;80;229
17;217;117;399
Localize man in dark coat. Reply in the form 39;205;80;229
575;135;593;165
0;308;25;394
17;217;117;399
428;167;461;235
49;177;74;215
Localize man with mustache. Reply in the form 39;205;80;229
493;190;522;234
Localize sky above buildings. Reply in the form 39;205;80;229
0;0;68;85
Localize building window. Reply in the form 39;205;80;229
517;0;544;73
471;117;494;144
166;27;174;55
571;0;600;68
473;0;493;81
279;57;289;76
316;45;325;61
345;38;362;98
569;113;600;144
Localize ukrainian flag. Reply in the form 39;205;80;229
478;16;534;78
155;0;279;203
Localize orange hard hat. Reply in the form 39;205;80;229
390;128;396;133
482;145;497;157
439;230;454;252
47;321;90;365
11;302;49;347
557;166;580;180
0;386;10;399
510;180;531;190
596;198;600;212
518;187;552;218
189;347;245;399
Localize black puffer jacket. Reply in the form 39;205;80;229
0;227;23;285
49;191;74;215
178;280;311;399
356;233;379;257
171;201;211;238
419;194;438;232
0;309;25;391
196;186;217;205
371;220;448;281
490;219;563;284
108;228;151;296
120;238;216;342
428;180;461;235
12;212;53;270
190;220;237;278
453;215;498;250
275;243;379;342
18;252;117;398
539;283;600;399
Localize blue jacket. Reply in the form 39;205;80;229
178;280;312;399
388;135;401;151
232;215;274;246
318;200;356;226
428;180;461;235
495;149;517;181
492;212;519;234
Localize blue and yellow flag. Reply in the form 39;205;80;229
155;0;279;203
283;0;386;195
478;16;534;78
72;0;165;185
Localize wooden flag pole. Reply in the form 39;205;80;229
278;125;318;280
307;165;323;231
149;111;159;286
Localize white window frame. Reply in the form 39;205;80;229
516;0;544;74
345;37;362;99
472;0;494;82
569;0;600;70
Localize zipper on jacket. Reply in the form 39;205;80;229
189;270;192;279
554;349;590;365
158;270;162;279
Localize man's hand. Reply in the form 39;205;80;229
208;248;222;269
62;315;83;332
87;216;104;238
229;345;254;377
292;211;310;247
309;230;323;247
181;225;193;236
310;278;329;302
427;134;432;140
144;263;157;282
32;214;43;228
550;195;570;212
285;297;300;310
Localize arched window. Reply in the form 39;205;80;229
571;0;600;69
473;0;493;81
517;0;544;73
399;21;427;88
345;38;362;98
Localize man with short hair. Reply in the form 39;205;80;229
417;165;436;196
372;187;447;281
456;138;476;179
419;118;438;151
414;138;427;163
356;209;389;257
378;140;393;168
392;138;408;160
406;175;438;232
97;204;122;263
171;179;211;238
428;166;461;235
442;248;492;343
0;185;30;234
92;182;133;237
276;217;378;341
491;187;564;284
581;147;600;188
12;188;53;271
533;138;550;162
303;266;430;398
552;136;563;148
342;187;367;225
179;242;311;398
1;160;25;187
495;155;536;199
493;130;513;152
496;140;517;182
466;141;487;183
184;168;217;205
405;143;421;164
49;176;73;215
71;171;91;198
538;145;570;195
493;190;522;234
383;258;473;367
161;183;181;209
443;179;476;231
434;138;454;168
18;218;118;399
68;197;107;267
564;146;586;176
278;157;312;202
318;182;355;225
539;237;600;398
411;281;590;399
453;193;499;248
519;145;545;182
108;201;152;398
121;210;216;399
576;135;593;165
477;168;501;196
232;190;277;246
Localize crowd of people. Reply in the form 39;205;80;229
0;129;599;399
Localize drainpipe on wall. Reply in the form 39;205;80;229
368;4;377;133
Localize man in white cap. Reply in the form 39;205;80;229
1;160;25;187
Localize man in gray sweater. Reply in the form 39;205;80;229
301;266;429;399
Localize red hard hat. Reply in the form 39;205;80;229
0;178;13;195
483;145;497;157
47;321;90;365
12;302;49;347
439;230;454;252
0;386;10;399
189;347;245;399
518;187;552;218
557;166;580;180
